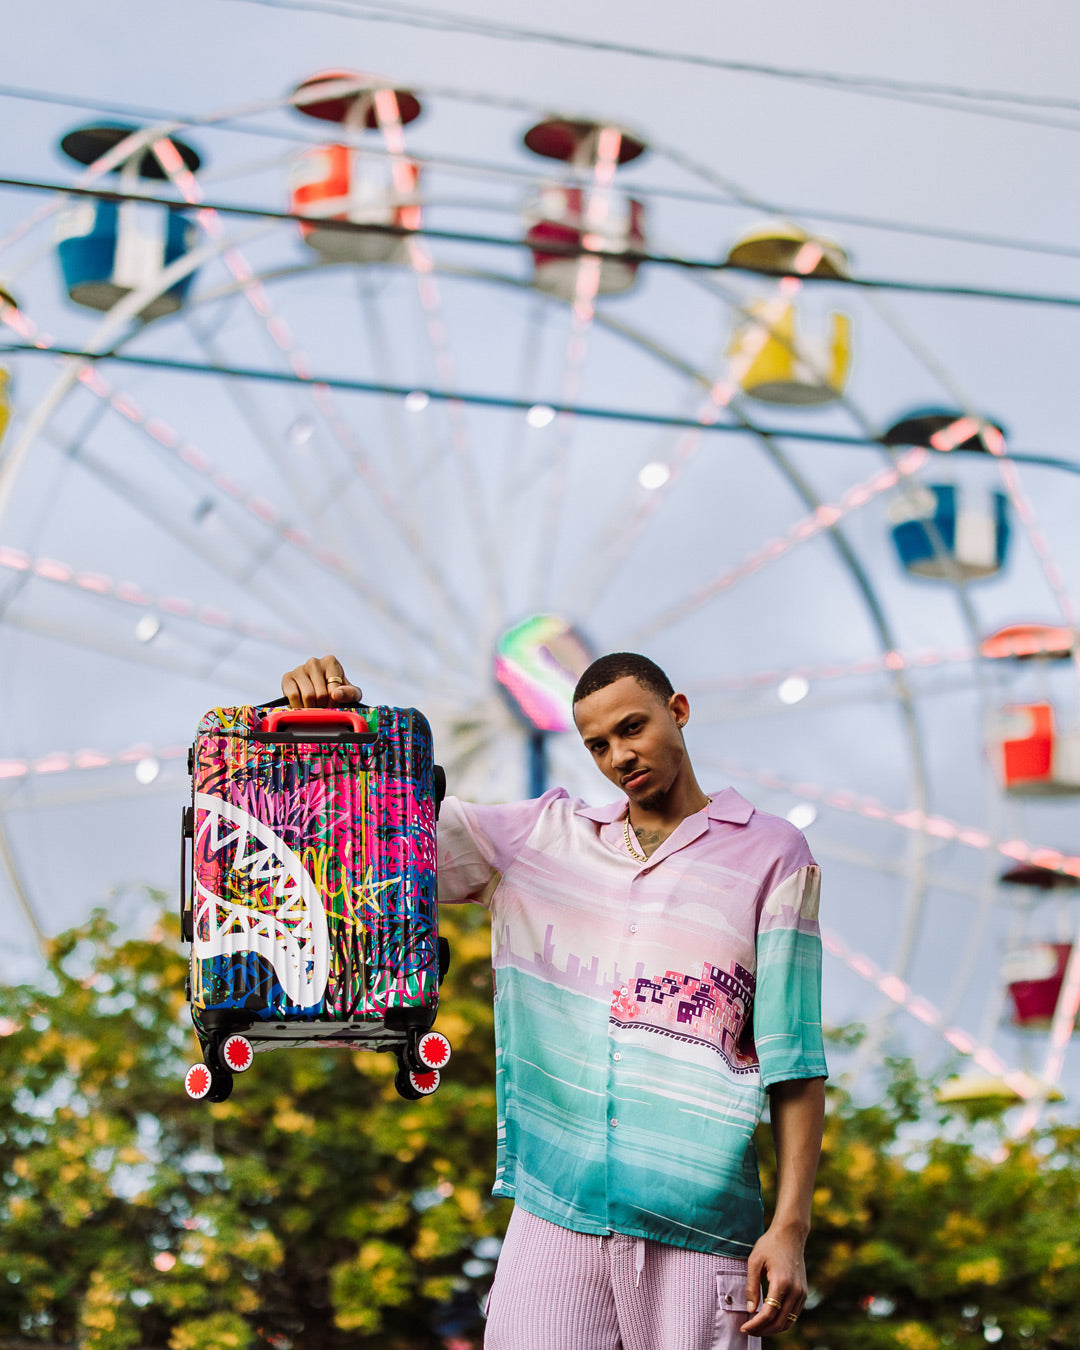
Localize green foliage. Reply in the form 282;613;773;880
758;1060;1080;1350
3;900;1080;1349
0;896;508;1349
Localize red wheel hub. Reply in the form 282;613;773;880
409;1069;440;1095
417;1031;451;1069
185;1063;212;1099
223;1034;254;1073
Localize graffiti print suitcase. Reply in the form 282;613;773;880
180;699;451;1104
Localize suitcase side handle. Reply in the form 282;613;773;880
180;805;194;943
253;708;378;744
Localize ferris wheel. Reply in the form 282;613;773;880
0;69;1077;1128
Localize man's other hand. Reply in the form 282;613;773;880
740;1221;807;1336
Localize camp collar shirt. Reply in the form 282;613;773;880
438;785;826;1259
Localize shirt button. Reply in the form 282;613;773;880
609;1118;618;1128
629;924;638;934
613;1052;622;1062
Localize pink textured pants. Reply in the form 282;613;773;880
484;1207;761;1350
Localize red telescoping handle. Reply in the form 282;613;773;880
254;708;378;744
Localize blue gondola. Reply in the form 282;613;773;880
889;482;1010;581
885;408;1010;581
55;123;201;321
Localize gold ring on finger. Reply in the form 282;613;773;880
787;1314;798;1323
763;1297;782;1309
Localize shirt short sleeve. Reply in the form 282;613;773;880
753;861;828;1088
438;788;569;907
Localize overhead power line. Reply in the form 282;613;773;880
227;0;1080;133
4;173;1080;311
2;82;1079;265
4;340;1078;478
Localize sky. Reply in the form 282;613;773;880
1;0;1080;1117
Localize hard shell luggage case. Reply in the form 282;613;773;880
180;699;450;1103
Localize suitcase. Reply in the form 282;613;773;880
179;699;451;1104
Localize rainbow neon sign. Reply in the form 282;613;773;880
495;614;592;733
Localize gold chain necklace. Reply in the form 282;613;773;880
623;816;647;862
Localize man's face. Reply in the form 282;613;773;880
573;675;689;812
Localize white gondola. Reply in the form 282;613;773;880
289;71;422;264
522;117;648;301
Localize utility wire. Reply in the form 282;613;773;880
2;81;1079;264
4;340;1078;478
227;0;1080;132
5;173;1080;310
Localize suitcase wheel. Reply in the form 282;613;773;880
220;1034;254;1074
394;1065;441;1100
184;1063;233;1103
416;1031;452;1070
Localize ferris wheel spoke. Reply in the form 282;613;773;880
0;609;269;684
527;129;627;610
0;543;309;651
349;273;484;645
864;289;1080;647
52;333;459;667
36;423;337;653
820;926;1040;1097
630;445;928;643
682;643;981;696
710;755;1080;881
367;96;501;638
153;150;477;658
184;313;353;543
1011;928;1080;1137
0;809;48;955
0;219;273;531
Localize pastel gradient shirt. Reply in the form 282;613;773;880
438;786;826;1258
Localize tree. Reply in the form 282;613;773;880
0;896;509;1349
760;1051;1080;1350
3;904;1080;1350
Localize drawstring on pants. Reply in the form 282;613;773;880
634;1237;646;1288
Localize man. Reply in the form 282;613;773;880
283;651;826;1350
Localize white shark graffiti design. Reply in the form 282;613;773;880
193;792;330;1011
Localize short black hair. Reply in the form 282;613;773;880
572;652;675;706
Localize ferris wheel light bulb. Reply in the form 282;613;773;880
786;802;817;830
288;415;314;446
135;757;160;785
526;404;555;429
778;676;810;704
135;614;161;644
404;390;430;413
638;462;670;490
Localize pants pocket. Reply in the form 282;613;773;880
711;1273;761;1350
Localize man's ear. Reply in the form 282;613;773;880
669;692;690;729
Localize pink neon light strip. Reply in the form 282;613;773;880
0;743;186;781
151;140;451;647
593;260;829;609
956;421;1079;632
0;303;351;576
1012;935;1080;1136
537;126;624;599
715;757;1080;880
638;447;929;639
370;94;492;562
821;927;1037;1097
0;544;302;646
699;643;979;693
